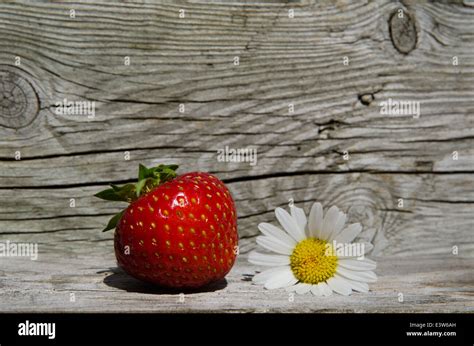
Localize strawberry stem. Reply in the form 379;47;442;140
95;164;179;232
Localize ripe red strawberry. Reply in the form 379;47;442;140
95;164;238;289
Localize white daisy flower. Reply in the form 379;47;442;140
248;202;377;296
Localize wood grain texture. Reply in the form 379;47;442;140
0;0;473;312
1;173;473;257
0;254;472;312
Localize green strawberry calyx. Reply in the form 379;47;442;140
94;164;179;232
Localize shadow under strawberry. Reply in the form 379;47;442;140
100;267;228;294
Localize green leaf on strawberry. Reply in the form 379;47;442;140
138;163;149;181
95;164;180;231
94;187;124;202
102;210;125;232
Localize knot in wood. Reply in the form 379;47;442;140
0;67;39;129
359;93;374;106
389;10;417;54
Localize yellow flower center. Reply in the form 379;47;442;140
290;238;338;284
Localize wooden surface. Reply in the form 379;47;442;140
0;0;473;312
0;255;472;313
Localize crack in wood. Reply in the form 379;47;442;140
0;146;184;161
1;170;473;191
376;208;414;214
403;197;474;204
0;213;117;222
0;227;96;235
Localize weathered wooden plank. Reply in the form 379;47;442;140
1;120;474;187
0;0;473;313
0;254;471;313
0;1;473;186
1;173;473;256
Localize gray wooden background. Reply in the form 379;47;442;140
0;0;472;312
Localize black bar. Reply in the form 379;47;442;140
0;313;471;345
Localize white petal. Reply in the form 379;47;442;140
345;278;369;293
248;251;290;266
320;206;340;241
338;258;377;271
336;266;377;283
253;266;291;284
295;283;312;295
332;212;347;239
326;275;352;296
275;207;306;242
258;223;297;247
290;205;307;235
264;267;298;289
308;202;323;238
310;284;322;296
318;282;333;296
256;236;293;255
333;223;362;243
